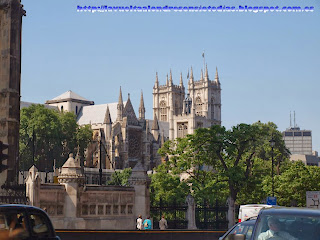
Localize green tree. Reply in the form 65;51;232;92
266;161;320;207
107;168;132;186
158;137;228;205
236;121;290;204
150;163;189;205
158;122;289;227
19;104;92;171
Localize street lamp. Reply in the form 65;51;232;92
269;137;275;197
99;138;102;185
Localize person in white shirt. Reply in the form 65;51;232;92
136;215;143;230
258;217;297;240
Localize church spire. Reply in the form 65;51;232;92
139;90;145;120
161;130;165;146
180;72;184;87
205;64;209;81
215;67;220;84
117;87;124;121
189;66;194;84
152;114;160;141
104;105;112;124
118;87;123;104
169;69;173;86
152;113;160;130
200;69;204;81
166;74;169;86
154;72;159;88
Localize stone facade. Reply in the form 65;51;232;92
45;66;221;172
153;66;221;140
26;154;150;230
0;0;25;186
46;89;166;171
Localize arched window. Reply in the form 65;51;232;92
160;101;167;121
195;96;202;116
177;122;188;138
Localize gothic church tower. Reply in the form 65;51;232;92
152;71;185;122
153;65;221;140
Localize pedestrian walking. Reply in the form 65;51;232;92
159;215;168;230
143;216;152;230
136;215;143;230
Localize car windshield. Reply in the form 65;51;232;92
223;221;255;240
253;214;320;240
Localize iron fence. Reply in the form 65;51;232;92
151;198;228;230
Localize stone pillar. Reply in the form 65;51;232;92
0;0;25;186
25;165;41;207
128;161;150;220
58;153;85;228
227;196;235;228
186;194;197;229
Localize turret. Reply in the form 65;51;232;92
117;87;124;121
215;67;220;84
104;105;112;139
139;91;145;120
205;64;209;82
180;72;184;87
169;69;173;86
189;66;194;84
152;114;160;141
154;72;159;88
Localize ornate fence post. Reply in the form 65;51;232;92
128;161;151;222
186;194;197;229
25;165;41;207
58;153;85;228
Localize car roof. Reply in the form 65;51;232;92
240;219;256;225
0;204;45;212
260;206;320;217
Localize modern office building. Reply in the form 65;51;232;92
283;127;312;155
282;113;319;166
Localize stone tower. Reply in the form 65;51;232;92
188;65;221;125
153;66;221;140
152;70;185;122
0;0;25;185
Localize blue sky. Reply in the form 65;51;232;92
21;0;320;151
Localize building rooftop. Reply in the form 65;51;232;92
51;90;90;102
77;102;126;125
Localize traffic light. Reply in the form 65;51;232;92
0;141;9;173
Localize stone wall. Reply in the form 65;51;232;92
26;154;150;230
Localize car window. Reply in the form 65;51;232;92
253;214;320;240
224;221;255;240
229;224;254;239
29;212;51;237
0;210;29;240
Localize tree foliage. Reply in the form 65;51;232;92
107;168;132;186
150;163;189;205
267;161;320;207
19;104;93;171
153;120;320;220
156;122;289;210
